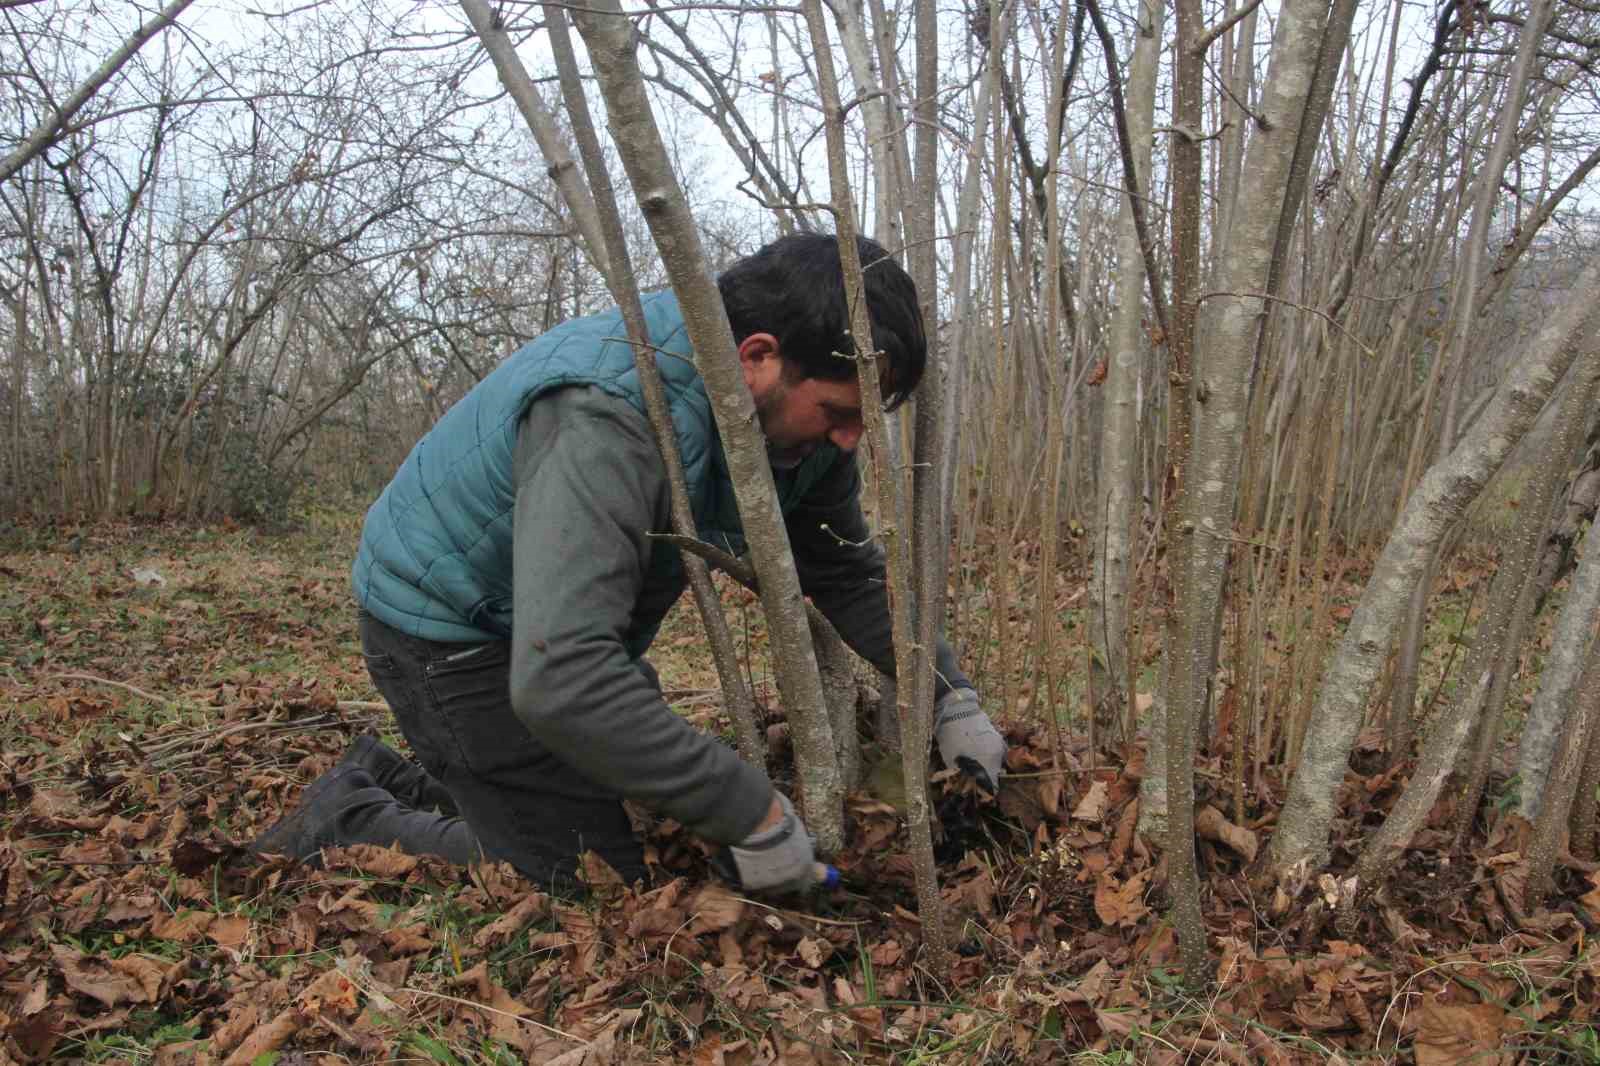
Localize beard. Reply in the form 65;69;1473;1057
755;380;814;469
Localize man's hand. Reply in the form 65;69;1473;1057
934;688;1007;793
725;791;817;895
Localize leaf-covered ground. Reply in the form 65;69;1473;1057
1;514;1597;1064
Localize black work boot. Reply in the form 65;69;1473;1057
338;735;457;815
324;783;486;866
250;766;375;863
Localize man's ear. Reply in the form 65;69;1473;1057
736;332;783;394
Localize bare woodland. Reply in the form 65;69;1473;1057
6;0;1600;998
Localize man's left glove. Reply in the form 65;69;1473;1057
934;688;1007;793
724;792;817;896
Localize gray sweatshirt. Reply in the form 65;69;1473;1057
507;385;970;845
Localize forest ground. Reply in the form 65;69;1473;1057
1;507;1597;1064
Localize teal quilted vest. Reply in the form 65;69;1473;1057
352;290;837;653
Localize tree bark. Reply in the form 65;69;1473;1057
1527;417;1600;616
1383;0;1554;763
937;53;996;571
1156;0;1206;980
1345;345;1599;901
908;0;948;817
1090;0;1163;746
1570;715;1600;862
1269;256;1600;880
1519;475;1600;818
570;0;846;852
801;0;948;972
1523;612;1600;909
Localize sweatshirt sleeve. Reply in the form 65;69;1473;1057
786;450;972;699
508;386;773;845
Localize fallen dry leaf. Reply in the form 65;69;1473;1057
1580;872;1600;925
1195;805;1258;862
1413;997;1517;1066
207;914;252;950
221;966;358;1066
323;843;418;878
796;936;831;968
52;945;176;1007
475;890;550;948
1072;780;1108;822
21;979;48;1015
1094;869;1152;927
151;908;214;943
688;884;746;935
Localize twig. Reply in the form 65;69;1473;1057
53;672;182;707
654;533;836;633
396;987;581;1042
737;894;871;930
52;672;385;716
1195;290;1376;357
1192;0;1266;54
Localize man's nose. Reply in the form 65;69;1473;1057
829;423;863;451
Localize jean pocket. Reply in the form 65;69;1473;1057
427;641;509;677
363;651;402;679
424;642;534;779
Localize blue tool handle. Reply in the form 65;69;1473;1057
816;863;841;889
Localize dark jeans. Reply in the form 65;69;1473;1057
346;610;647;890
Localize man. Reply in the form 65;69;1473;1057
252;234;1006;896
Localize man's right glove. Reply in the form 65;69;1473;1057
934;687;1008;793
725;791;816;895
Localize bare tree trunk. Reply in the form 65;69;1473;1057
1149;0;1206;979
1345;346;1600;901
811;612;863;789
1571;718;1600;862
1520;488;1600;818
1269;257;1600;880
1527;420;1600;616
908;0;949;823
1090;0;1163;746
940;28;999;641
1437;0;1554;449
538;3;766;768
1383;0;1554;765
570;0;846;851
1523;616;1600;909
801;0;948;972
826;0;910;252
1450;566;1538;848
1385;579;1430;764
1028;6;1070;753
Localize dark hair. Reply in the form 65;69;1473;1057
717;233;926;410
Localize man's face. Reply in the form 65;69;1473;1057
739;333;866;467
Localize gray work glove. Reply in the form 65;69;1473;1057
725;791;817;896
934;687;1007;793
